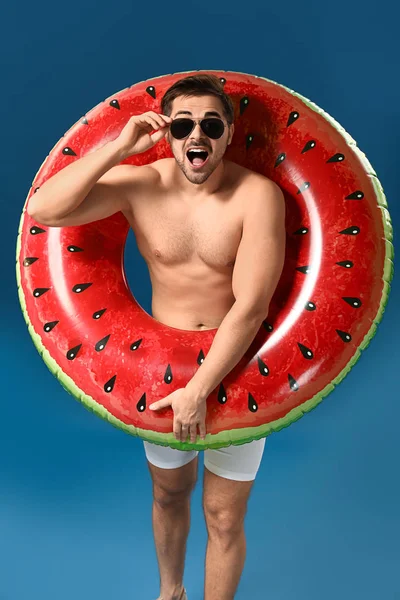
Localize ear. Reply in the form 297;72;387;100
228;123;235;145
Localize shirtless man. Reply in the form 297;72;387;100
28;74;286;600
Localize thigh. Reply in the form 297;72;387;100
143;441;199;494
204;437;266;482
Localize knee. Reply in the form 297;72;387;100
153;481;195;508
203;502;246;535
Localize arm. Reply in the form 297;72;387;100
27;112;171;227
186;180;286;402
27;140;131;225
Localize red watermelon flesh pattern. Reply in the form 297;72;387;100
16;71;393;449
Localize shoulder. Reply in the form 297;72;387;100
106;162;161;219
230;163;285;217
227;160;283;195
247;170;283;197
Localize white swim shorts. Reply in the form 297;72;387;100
143;437;266;482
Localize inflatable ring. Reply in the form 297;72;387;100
16;70;394;450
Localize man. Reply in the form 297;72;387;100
28;74;286;600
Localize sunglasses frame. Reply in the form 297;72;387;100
169;117;230;140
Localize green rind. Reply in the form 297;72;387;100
16;69;394;451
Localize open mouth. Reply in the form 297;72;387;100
186;149;210;169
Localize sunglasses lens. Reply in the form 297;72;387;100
170;118;226;140
170;119;194;139
201;118;225;139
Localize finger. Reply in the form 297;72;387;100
134;115;159;131
174;421;182;441
155;114;172;127
144;112;168;129
129;115;154;131
149;128;168;145
149;111;172;126
199;422;207;441
143;116;161;130
189;424;198;444
160;114;173;123
181;425;189;442
149;397;171;411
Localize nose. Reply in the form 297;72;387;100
190;121;203;137
189;121;209;145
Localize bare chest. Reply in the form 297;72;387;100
128;198;243;269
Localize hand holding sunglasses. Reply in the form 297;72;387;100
115;111;173;159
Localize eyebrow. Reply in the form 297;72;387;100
174;110;222;118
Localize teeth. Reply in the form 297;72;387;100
188;149;208;152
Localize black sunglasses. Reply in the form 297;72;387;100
170;117;228;140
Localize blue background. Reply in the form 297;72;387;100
3;1;399;599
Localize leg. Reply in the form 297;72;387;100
144;441;199;600
202;438;266;600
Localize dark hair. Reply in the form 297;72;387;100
161;74;235;124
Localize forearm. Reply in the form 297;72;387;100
185;302;265;401
27;140;124;220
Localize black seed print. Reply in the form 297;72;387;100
67;245;84;253
298;342;314;360
81;117;88;125
67;344;82;360
95;334;111;352
342;297;362;308
305;301;316;311
72;283;92;293
293;227;309;235
301;140;316;153
197;349;205;366
246;134;254;150
104;375;116;393
336;329;352;343
23;257;38;266
297;181;311;194
288;374;299;391
339;226;360;236
164;364;173;384
110;99;120;109
33;287;50;297
262;321;273;333
287;111;300;127
146;86;156;98
296;265;311;274
336;260;354;269
137;392;146;412
30;226;46;235
217;383;227;404
327;153;345;163
130;338;142;351
62;147;77;156
345;190;364;200
219;77;226;86
239;96;250;115
43;321;59;333
257;355;269;376
248;393;258;413
34;187;40;193
92;309;107;320
274;152;286;168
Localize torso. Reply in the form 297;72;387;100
122;157;262;332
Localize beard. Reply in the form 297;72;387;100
174;149;226;185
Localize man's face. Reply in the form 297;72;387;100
166;95;234;186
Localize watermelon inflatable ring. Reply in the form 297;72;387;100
16;69;394;450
